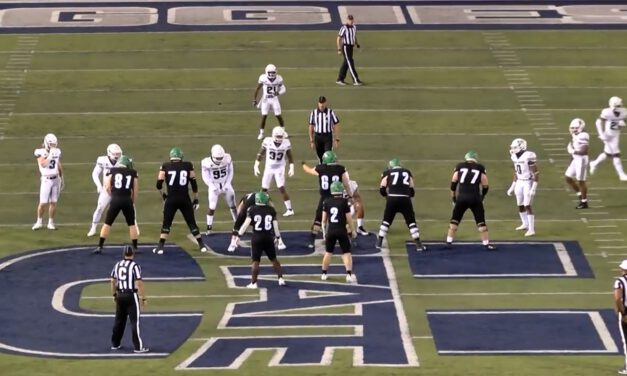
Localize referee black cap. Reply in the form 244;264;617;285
123;244;135;258
318;96;327;103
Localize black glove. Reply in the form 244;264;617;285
193;198;199;210
252;100;257;107
356;43;360;48
161;192;167;201
451;196;456;204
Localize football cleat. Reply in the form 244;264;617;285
200;245;208;253
485;244;497;251
445;242;453;249
307;242;315;249
133;348;150;353
110;345;120;350
524;230;535;237
32;222;43;231
205;225;212;236
576;201;589;209
515;224;528;231
618;368;627;375
92;247;103;255
321;273;328;281
152;248;164;255
346;274;355;283
415;239;427;252
278;277;286;286
620;174;627;182
283;209;295;217
47;223;57;230
375;236;384;249
357;226;371;236
353;81;363;86
336;81;347;86
246;282;258;289
589;161;598;175
87;225;97;237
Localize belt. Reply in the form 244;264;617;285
42;175;57;180
117;289;137;293
315;133;332;137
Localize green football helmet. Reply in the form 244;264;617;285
170;147;184;160
255;192;270;206
322;150;337;164
330;181;344;195
118;155;133;169
388;158;401;169
464;151;479;162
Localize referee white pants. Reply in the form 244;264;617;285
618;313;627;369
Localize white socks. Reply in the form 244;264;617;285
519;212;528;227
593;153;607;165
613;157;626;176
527;214;535;232
357;218;364;227
285;200;292;211
206;214;214;227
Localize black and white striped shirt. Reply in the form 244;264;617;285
111;259;142;291
309;108;340;134
338;25;357;46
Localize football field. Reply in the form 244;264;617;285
1;28;627;376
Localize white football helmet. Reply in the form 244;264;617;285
272;126;285;144
610;96;623;109
107;143;122;162
510;138;527;155
265;64;277;79
569;118;585;135
43;133;57;150
211;144;226;164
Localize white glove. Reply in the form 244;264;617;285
529;181;538;196
96;185;102;194
567;142;574;155
254;161;261;176
506;182;515;196
59;177;65;191
288;163;294;177
598;135;607;142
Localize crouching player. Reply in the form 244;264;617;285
238;192;286;288
228;192;286;252
322;182;357;283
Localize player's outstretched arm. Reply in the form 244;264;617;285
272;220;281;239
301;162;319;176
238;217;252;236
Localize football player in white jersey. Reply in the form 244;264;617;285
590;96;627;181
565;118;590;209
33;133;63;230
201;144;238;234
253;64;286;140
254;127;295;216
344;180;370;235
506;138;539;236
87;144;122;237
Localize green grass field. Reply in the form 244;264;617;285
1;30;627;376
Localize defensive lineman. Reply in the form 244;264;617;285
507;138;539;237
346;180;371;235
254;126;295;216
447;151;495;250
33;133;63;231
153;147;207;255
253;64;286;140
88;144;122;237
302;150;352;248
237;192;286;288
201;144;237;235
376;159;426;251
565;118;590;209
93;156;139;254
322;181;357;283
590;96;627;180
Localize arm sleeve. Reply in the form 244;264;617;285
134;264;142;280
190;177;198;193
309;111;315;126
273;220;281;239
238;217;252;236
331;110;339;124
110;265;116;278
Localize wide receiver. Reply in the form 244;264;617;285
507;138;539;237
590;96;627;181
88;144;122;237
201;144;237;235
33;133;63;231
565;118;590;209
253;64;286;140
254;126;295;216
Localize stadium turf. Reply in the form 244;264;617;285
0;31;626;375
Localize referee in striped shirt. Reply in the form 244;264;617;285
309;96;340;162
614;259;627;374
336;14;362;86
110;245;149;353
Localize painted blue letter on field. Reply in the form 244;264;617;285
178;256;418;368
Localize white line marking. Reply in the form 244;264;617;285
589;312;619;353
402;291;608;297
594;239;625;242
554;242;577;276
591;232;621;236
82;294;258;300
